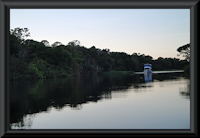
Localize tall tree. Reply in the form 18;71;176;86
10;27;30;44
177;43;190;78
177;43;190;62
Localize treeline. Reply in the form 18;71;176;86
10;28;188;80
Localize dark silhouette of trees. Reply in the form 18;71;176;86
177;43;190;78
10;27;186;80
177;43;190;62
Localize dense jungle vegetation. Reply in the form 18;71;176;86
10;28;190;80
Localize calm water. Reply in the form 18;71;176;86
10;72;190;129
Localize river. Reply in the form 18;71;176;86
10;72;190;129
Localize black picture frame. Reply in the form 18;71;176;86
0;0;199;137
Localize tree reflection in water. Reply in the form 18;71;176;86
10;72;188;129
179;84;190;99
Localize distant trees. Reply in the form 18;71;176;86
41;40;50;47
68;40;81;46
9;27;187;80
51;41;62;48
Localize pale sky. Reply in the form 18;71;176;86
10;9;190;60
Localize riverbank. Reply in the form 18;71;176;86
134;70;184;74
104;71;133;75
10;71;134;81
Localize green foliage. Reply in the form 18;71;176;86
28;62;45;79
10;34;20;56
10;27;187;80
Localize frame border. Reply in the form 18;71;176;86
0;0;199;137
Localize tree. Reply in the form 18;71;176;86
41;40;50;47
51;41;62;48
177;43;190;62
10;27;30;44
67;40;81;57
68;40;81;47
177;43;190;78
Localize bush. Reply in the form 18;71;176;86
27;62;45;78
184;64;190;78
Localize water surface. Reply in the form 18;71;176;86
10;72;190;129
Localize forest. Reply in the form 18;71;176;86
10;28;190;80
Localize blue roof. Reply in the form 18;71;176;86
144;64;152;69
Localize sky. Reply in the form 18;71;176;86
10;9;190;60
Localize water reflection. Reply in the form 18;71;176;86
144;70;152;83
179;83;190;99
10;72;189;129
